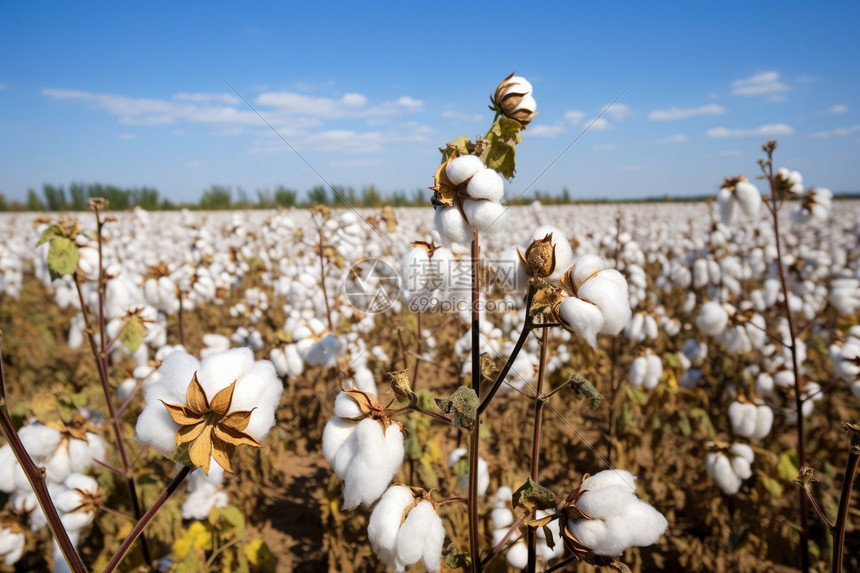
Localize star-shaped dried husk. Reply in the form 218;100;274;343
430;154;460;208
340;388;397;432
518;233;556;278
161;372;260;474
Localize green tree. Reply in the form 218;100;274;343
273;186;297;207
131;187;161;210
198;185;233;210
42;184;68;211
361;185;383;207
306;185;329;205
69;182;88;211
27;189;45;211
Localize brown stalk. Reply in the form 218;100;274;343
0;343;86;573
527;327;550;573
468;227;482;572
832;424;860;573
762;145;810;572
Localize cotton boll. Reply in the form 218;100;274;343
728;401;756;438
466;168;504;202
580;469;637;492
697;301;728;337
491;507;514;530
368;485;414;567
433;206;472;249
578;270;631;335
395;501;445;573
463;199;506;235
446;155;485;185
752;404;774;440
342;419;404;510
629;356;648;388
575;485;637;520
735;180;762;218
0;527;25;566
621;499;669;548
322;417;356;469
730;455;752;480
506;542;529;569
567;518;621;556
706;452;742;495
558;297;603;349
570;254;605;292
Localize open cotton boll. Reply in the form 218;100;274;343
575;485;638;519
446;155;485;185
342;419;404;510
368;485;415;567
558;297;603;348
706;452;742;495
569;254;605;292
434;205;472;248
728;402;756;437
580;469;637;492
697;301;729;337
532;225;574;282
466;168;504;202
577;270;631;334
0;527;25;566
322;417;356;469
395;500;445;573
735;180;762;218
463;199;507;234
621;499;670;548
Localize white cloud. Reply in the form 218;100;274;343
591;143;616;151
254;91;422;118
441;110;483;122
731;71;790;98
564;110;585;124
825;104;849;114
173;92;240;105
655;134;687;145
601;103;633;120
706;123;794;138
808;124;860;139
585;117;610;131
648;104;726;121
525;123;566;138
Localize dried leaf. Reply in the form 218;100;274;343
210;380;237;415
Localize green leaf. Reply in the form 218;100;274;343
777;449;800;483
512;476;556;512
36;224;63;246
479;116;522;179
443;543;471;569
244;539;276;572
688;407;715;439
760;474;784;497
677;413;692;437
435;386;479;429
444;135;475;159
119;315;145;353
47;236;79;280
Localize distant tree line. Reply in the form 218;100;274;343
4;183;854;212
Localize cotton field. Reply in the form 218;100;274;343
0;192;858;572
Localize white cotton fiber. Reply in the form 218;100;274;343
434;205;472;248
575;485;637;519
463;199;506;234
368;485;414;567
558;297;603;349
581;469;637;492
322;417;355;468
446;155;485;185
333;392;362;419
466;168;504;202
571;254;605;292
395;501;444;572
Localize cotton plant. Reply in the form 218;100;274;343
561;470;668;559
0;521;26;566
135;347;283;475
706;443;754;495
0;415;106;492
322;389;405;510
400;241;456;312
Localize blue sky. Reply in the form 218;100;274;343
1;1;858;203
